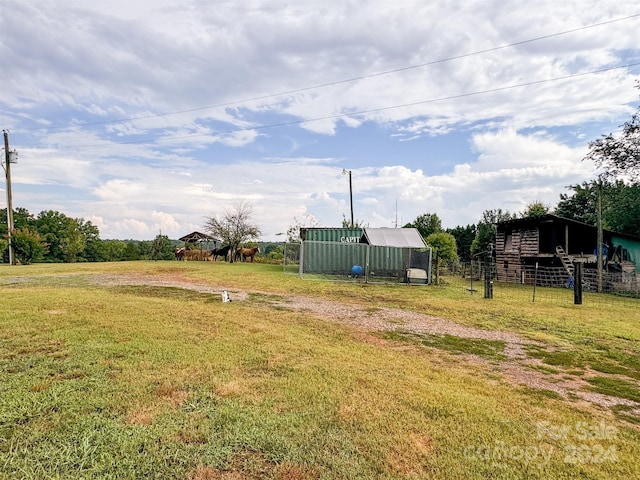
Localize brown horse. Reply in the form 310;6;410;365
235;246;260;262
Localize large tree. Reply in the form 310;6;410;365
554;181;599;225
149;233;174;261
404;213;442;239
426;232;458;285
520;201;550;218
604;181;640;236
204;201;262;262
584;84;640;182
11;227;45;264
555;181;640;237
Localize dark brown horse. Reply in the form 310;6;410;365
235;246;260;262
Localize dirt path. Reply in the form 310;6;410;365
92;274;639;415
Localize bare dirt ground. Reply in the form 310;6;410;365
92;273;640;416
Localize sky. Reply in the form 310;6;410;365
1;1;639;241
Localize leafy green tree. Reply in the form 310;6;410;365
426;232;458;285
77;219;102;262
601;181;640;236
405;213;442;239
447;224;476;262
35;210;75;262
11;227;45;264
264;244;284;262
584;85;640;182
471;209;515;256
103;240;126;261
554;181;640;237
521;201;549;218
123;242;139;261
0;237;8;262
150;234;173;260
136;240;152;259
34;211;104;262
0;207;34;233
60;218;86;263
554;182;598;225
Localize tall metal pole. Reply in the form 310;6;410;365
348;170;354;229
3;131;14;265
342;168;354;228
597;180;603;293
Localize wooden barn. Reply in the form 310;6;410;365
495;214;639;284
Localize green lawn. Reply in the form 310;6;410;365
1;261;639;479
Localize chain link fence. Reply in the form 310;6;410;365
283;241;432;284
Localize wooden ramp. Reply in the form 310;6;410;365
555;245;575;279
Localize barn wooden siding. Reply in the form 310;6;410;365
496;227;539;282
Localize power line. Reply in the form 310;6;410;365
55;61;640;149
23;13;640;133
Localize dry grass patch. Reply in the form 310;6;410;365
155;382;190;408
125;404;157;426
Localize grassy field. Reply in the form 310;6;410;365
1;261;639;479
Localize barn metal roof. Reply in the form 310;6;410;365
360;228;428;248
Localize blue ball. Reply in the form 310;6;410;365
351;265;363;277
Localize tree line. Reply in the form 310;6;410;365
2;182;637;266
2;181;637;266
0;208;177;264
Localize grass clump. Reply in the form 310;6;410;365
586;377;640;403
383;330;506;360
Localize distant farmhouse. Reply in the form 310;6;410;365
495;214;639;285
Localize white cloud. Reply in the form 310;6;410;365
2;0;638;240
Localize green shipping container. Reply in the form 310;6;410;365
301;228;363;243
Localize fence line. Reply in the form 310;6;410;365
284;244;639;305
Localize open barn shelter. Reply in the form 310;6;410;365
496;214;639;289
177;231;220;261
298;227;432;284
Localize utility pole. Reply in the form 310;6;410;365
342;169;354;228
3;130;16;265
596;180;603;293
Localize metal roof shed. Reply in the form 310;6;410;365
360;228;427;248
360;228;431;284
